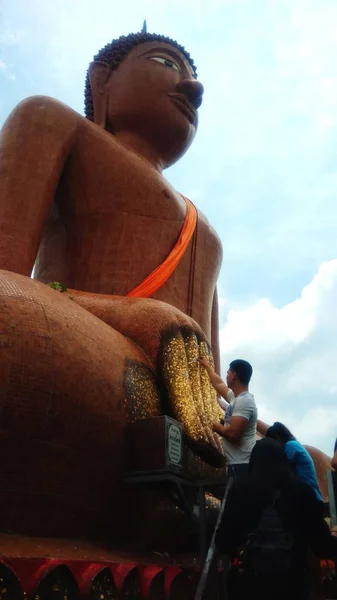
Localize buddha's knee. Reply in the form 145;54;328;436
0;270;164;535
0;270;160;417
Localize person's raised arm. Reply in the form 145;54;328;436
256;419;270;437
198;355;230;404
0;96;78;274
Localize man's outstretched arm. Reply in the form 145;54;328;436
198;356;231;406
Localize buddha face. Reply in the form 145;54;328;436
90;41;204;168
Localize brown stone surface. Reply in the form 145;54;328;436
0;534;136;562
0;535;178;567
0;533;204;569
0;33;224;546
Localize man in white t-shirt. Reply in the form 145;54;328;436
198;357;257;480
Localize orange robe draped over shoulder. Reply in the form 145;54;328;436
127;197;197;299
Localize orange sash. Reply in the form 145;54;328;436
127;196;197;298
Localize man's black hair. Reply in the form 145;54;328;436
266;422;296;443
229;359;253;386
84;32;197;121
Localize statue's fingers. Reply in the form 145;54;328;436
197;341;221;450
161;330;206;444
198;340;224;453
182;329;216;448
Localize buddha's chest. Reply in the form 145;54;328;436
55;132;221;262
58;134;186;223
42;130;222;309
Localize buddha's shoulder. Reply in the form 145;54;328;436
196;208;223;253
6;95;83;129
197;209;222;241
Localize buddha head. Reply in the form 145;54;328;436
85;29;204;168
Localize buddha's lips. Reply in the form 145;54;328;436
168;93;197;125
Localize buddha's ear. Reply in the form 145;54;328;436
88;61;111;129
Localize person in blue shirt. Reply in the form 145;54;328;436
266;421;323;504
216;438;337;600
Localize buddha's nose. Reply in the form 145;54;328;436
176;79;204;110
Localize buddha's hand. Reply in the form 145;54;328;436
68;292;224;466
159;324;224;465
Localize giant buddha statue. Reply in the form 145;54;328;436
0;28;224;547
0;26;332;566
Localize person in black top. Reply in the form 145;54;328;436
216;438;337;600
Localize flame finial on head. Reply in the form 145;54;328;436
142;20;147;33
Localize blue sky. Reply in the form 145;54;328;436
1;0;337;455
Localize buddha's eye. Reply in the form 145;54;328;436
150;56;180;72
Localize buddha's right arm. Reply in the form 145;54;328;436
0;96;79;274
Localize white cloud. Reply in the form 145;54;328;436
0;31;23;45
294;406;337;442
220;259;337;455
0;59;16;81
221;259;337;355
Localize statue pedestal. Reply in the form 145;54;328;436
127;416;184;475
